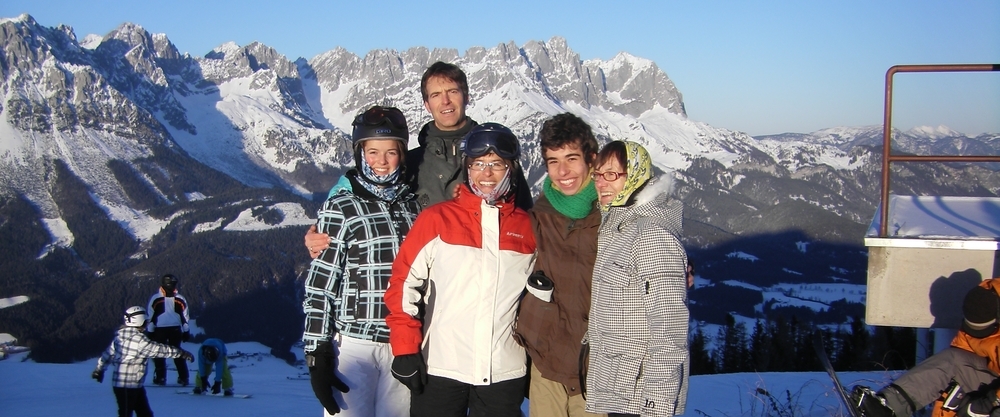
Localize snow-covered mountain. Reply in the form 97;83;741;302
4;12;997;239
2;13;999;361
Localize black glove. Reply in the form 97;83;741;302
391;353;427;394
528;271;553;291
308;341;350;414
182;331;191;342
211;380;221;395
91;370;104;383
200;376;209;391
526;271;554;302
958;391;1000;417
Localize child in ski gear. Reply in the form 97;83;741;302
92;306;194;417
852;278;1000;417
302;106;419;416
192;338;233;396
146;273;191;386
586;140;689;417
385;122;537;417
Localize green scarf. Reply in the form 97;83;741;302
543;177;597;220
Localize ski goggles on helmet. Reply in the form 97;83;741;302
460;123;520;160
353;106;407;130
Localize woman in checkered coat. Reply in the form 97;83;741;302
585;140;689;417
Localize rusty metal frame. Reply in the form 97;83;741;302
878;64;1000;237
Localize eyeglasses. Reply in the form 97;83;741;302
460;123;520;159
468;161;509;172
353;106;407;130
591;171;627;181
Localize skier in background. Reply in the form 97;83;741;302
193;338;234;396
92;306;194;417
146;274;191;386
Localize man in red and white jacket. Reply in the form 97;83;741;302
385;123;539;417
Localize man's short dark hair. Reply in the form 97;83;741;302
420;61;469;103
539;113;600;164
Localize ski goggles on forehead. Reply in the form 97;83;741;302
354;106;406;130
460;127;520;159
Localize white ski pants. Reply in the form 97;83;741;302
323;335;410;417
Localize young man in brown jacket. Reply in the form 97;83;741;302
514;112;605;417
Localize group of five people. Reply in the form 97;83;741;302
301;61;689;417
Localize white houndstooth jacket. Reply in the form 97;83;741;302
586;177;690;417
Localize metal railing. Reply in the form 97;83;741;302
877;64;1000;237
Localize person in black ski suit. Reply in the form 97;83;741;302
146;274;191;386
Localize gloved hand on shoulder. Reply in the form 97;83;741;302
391;353;428;394
307;341;350;415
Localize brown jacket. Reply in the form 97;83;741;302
514;193;600;395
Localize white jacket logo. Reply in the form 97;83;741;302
506;232;523;239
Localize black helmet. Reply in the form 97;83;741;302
201;345;220;362
161;274;178;294
350;106;409;186
351;106;408;149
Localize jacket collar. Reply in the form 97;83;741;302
456;184;517;216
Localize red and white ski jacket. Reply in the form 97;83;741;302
385;186;536;385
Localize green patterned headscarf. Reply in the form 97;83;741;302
604;141;653;211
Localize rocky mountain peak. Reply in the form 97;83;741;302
0;14;89;75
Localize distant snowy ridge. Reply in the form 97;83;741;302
0;296;29;309
1;13;994;251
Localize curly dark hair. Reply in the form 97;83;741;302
539;113;599;164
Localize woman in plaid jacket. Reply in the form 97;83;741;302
301;106;422;417
586;141;689;417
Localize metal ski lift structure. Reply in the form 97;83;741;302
864;63;1000;356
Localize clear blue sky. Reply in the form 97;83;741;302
3;0;998;136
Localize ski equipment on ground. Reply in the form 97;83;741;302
813;334;861;417
176;390;251;399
